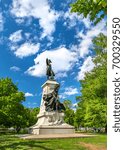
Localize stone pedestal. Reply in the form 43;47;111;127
29;80;75;135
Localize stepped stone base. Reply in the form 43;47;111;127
29;124;75;135
20;134;96;140
29;111;75;135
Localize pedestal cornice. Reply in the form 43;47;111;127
42;80;59;88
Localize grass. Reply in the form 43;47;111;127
0;134;107;150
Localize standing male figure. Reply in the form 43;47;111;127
46;58;55;80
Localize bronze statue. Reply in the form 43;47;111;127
44;58;65;112
46;58;55;80
43;84;65;112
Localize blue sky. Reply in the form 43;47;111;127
0;0;106;108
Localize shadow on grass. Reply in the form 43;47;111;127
0;134;107;150
0;138;54;150
0;135;17;143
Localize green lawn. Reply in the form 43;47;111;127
0;134;107;150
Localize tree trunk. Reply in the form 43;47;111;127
16;127;21;133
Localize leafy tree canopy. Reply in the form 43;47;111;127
71;0;107;24
75;33;107;130
63;100;75;126
0;78;26;132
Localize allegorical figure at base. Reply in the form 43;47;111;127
43;84;65;112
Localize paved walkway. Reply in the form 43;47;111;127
19;133;96;140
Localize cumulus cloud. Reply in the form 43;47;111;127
59;86;79;100
25;47;77;77
12;42;40;58
77;56;95;80
0;12;4;32
10;66;21;71
9;1;106;81
9;30;22;42
77;20;106;58
59;94;66;100
56;72;67;79
24;19;106;79
15;18;25;24
64;87;79;96
11;0;59;38
63;10;79;28
82;16;91;29
63;9;92;30
25;92;34;97
9;30;40;58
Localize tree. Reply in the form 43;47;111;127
10;105;29;133
27;107;40;126
63;100;72;109
74;108;84;129
71;0;107;24
63;100;75;126
75;33;107;132
0;78;27;132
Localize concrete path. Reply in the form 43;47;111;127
18;133;96;140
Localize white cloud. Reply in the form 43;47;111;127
63;9;83;29
0;12;4;32
63;14;106;59
24;20;106;78
59;94;66;99
77;56;95;80
63;9;92;30
10;66;21;71
60;0;73;9
63;11;77;28
24;33;31;39
8;30;38;59
82;16;91;29
9;30;22;42
77;20;106;58
25;92;34;97
59;86;79;100
11;0;59;38
12;42;40;58
15;18;25;24
60;80;65;85
56;72;67;79
64;87;79;96
26;47;77;77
